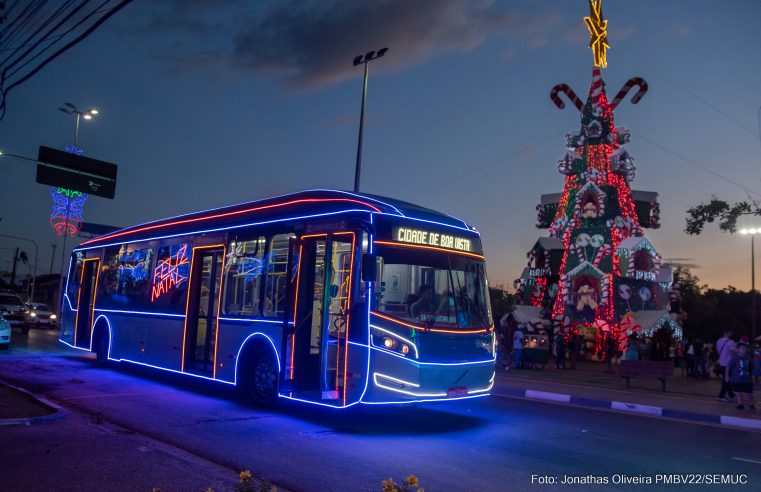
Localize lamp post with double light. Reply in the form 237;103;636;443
352;47;388;193
58;102;99;150
739;227;758;343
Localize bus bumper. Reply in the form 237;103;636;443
361;351;495;404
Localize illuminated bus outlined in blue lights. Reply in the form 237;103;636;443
60;189;496;408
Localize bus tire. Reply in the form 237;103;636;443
238;345;279;405
93;325;110;367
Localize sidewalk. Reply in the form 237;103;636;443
0;380;66;426
495;360;761;431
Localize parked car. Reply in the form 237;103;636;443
0;292;32;334
27;302;58;329
0;311;10;349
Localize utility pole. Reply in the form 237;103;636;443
50;242;57;274
10;247;19;286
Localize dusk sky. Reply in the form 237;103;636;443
1;0;760;292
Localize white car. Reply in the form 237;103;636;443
0;312;10;349
0;293;31;334
27;303;58;329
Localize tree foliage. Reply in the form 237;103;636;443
685;197;755;235
488;285;516;325
673;267;755;341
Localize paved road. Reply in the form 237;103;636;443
1;329;760;491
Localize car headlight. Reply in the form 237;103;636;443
30;312;37;317
50;314;57;320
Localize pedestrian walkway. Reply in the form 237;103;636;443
495;360;760;431
0;380;65;425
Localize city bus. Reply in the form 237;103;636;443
60;190;495;407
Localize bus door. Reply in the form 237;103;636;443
184;246;224;374
287;233;355;402
75;258;99;348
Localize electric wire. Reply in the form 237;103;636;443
416;129;566;198
0;0;133;120
1;0;79;70
620;45;761;139
633;131;761;199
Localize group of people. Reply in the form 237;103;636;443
714;329;759;411
683;337;711;378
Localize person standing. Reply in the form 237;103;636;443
554;332;566;369
726;337;755;410
604;332;617;373
693;338;706;379
567;332;580;369
513;324;525;369
625;334;639;361
685;339;695;377
716;329;736;401
753;341;761;384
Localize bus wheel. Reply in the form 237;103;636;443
94;328;110;367
249;351;278;404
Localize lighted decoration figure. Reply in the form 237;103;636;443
514;0;681;358
49;145;88;237
49;187;88;237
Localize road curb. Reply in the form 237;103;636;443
499;388;761;431
0;379;67;426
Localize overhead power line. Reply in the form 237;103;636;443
0;0;134;121
633;131;761;199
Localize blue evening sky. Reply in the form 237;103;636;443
1;0;760;290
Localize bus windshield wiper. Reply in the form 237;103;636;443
426;292;451;328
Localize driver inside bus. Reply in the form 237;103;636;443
410;285;435;319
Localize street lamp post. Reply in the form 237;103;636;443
56;102;98;313
58;102;99;149
739;228;758;344
352;47;388;193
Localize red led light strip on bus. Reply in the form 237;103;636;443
81;199;382;246
372;240;485;260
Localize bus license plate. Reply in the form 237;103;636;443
447;386;468;398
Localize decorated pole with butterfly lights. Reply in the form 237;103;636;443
54;103;97;310
513;0;681;360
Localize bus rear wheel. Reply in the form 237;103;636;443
94;328;110;367
247;351;278;405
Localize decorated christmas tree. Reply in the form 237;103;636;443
513;0;681;359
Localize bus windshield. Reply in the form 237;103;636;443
373;246;492;330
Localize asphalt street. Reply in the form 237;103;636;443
1;328;760;491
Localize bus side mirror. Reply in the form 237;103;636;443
361;253;378;282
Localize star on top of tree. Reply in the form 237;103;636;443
584;0;610;68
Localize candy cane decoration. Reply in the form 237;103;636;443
592;244;612;267
653;252;662;274
550;83;583;111
600;275;611;306
571;243;586;264
609;77;648;109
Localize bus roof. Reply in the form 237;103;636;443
77;189;476;249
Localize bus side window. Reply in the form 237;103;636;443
224;236;266;317
264;233;295;318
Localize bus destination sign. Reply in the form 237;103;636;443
393;227;474;253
